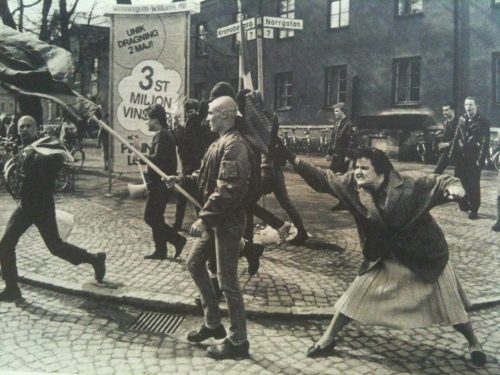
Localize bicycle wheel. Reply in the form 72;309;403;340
71;149;85;171
54;165;70;192
5;162;20;199
493;153;500;172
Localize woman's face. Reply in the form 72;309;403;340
355;157;383;189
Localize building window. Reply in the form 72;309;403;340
194;82;207;101
494;53;500;104
196;23;208;57
278;0;295;39
275;72;293;109
325;65;347;107
393;57;421;104
329;0;349;29
396;0;423;16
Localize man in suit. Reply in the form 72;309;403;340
434;102;459;174
327;102;354;211
450;97;490;219
141;104;186;259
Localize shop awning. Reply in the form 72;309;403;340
357;107;437;130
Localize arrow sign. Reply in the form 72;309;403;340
263;16;303;30
217;18;256;38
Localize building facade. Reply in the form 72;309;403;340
189;0;500;131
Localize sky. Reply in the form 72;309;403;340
8;0;201;29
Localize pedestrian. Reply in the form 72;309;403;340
236;88;309;245
270;141;486;367
450;96;490;220
434;102;459;174
326;102;354;211
167;96;254;359
139;104;186;260
172;98;206;232
0;115;106;302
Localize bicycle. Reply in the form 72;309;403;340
485;139;500;171
318;128;329;155
63;135;85;171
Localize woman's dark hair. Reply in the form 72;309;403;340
146;104;168;128
355;148;394;176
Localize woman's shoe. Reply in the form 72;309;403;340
306;339;336;358
468;344;486;366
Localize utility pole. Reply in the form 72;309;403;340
256;0;264;97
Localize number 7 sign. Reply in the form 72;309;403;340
263;28;274;39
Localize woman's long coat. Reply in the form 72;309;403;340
295;160;462;282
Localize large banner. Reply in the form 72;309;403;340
107;2;198;172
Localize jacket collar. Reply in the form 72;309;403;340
356;169;403;228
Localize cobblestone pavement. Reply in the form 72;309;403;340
0;148;497;315
0;285;498;374
0;286;500;375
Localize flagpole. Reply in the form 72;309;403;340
92;116;202;209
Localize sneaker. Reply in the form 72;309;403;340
187;324;226;343
0;287;22;302
288;231;309;245
276;222;292;244
174;236;187;259
93;252;106;283
492;222;500;232
206;338;249;360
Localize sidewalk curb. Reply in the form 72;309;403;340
18;271;500;319
18;272;336;319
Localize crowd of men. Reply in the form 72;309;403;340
0;83;497;364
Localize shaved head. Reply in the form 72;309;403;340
210;96;238;114
18;115;38;144
208;96;238;135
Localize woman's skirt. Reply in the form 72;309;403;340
334;255;469;329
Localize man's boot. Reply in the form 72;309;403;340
92;252;106;283
242;242;264;276
0;282;22;302
289;230;309;245
144;245;167;260
173;236;187;259
207;338;250;360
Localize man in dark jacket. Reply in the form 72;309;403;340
450;97;490;219
168;96;253;359
141;105;186;259
0;115;106;302
327;102;354;211
434;102;459;174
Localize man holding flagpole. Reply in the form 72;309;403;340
0;115;106;302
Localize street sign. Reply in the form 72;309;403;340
263;28;274;39
263;16;303;30
217;18;256;38
246;29;256;41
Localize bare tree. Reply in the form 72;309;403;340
39;0;52;41
0;0;18;28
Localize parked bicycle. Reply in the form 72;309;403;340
63;135;85;171
318;128;329;155
485;139;500;171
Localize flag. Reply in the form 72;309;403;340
0;24;98;121
30;136;74;162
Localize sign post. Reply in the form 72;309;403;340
217;13;303;99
